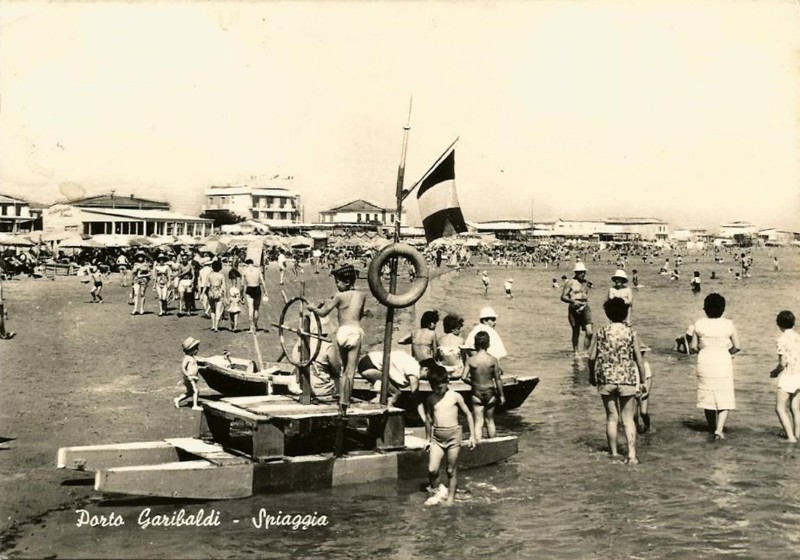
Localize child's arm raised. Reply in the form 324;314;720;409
309;294;339;318
456;393;476;449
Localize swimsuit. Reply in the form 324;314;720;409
432;426;462;451
245;286;262;299
337;325;363;350
472;386;497;406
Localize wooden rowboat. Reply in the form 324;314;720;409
197;355;301;397
199;354;539;414
57;395;518;500
352;375;540;412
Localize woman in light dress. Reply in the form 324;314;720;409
690;293;741;441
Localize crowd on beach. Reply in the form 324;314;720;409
2;238;798;507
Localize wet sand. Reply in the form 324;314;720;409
0;265;419;554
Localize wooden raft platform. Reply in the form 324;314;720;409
199;395;407;461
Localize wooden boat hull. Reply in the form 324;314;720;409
352;376;540;412
57;431;517;500
198;356;299;397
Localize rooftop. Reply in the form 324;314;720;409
322;199;392;213
82;208;212;222
68;193;170;210
0;193;30;204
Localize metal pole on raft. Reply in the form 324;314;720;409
379;98;412;406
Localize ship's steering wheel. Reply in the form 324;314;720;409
274;296;326;368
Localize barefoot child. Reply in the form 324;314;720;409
174;337;202;411
308;264;366;416
770;310;800;442
418;363;476;506
635;343;654;433
404;310;439;377
588;297;647;464
227;286;242;332
89;263;106;303
463;331;505;439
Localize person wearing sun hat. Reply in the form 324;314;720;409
561;262;593;357
174;337;202;411
607;269;633;324
464;306;508;363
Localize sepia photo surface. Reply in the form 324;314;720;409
1;1;799;558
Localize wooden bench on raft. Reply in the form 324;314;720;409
198;395;406;462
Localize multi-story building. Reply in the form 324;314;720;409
318;199;403;226
0;193;36;233
203;186;300;227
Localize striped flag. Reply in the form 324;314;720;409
415;145;467;243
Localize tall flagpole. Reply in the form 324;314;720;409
379;97;412;406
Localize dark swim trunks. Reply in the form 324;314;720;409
568;303;593;329
472;386;497;406
245;286;262;300
432;426;462;451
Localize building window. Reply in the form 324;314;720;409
267;197;273;206
175;223;184;236
390;214;395;223
357;213;361;223
1;206;6;216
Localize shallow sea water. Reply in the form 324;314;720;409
11;249;800;559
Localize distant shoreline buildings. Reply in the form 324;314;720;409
1;188;797;246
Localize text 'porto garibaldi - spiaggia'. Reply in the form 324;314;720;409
75;508;330;531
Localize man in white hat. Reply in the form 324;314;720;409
607;269;633;324
561;262;593;357
464;306;508;362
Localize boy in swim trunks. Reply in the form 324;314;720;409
464;331;505;439
308;264;366;416
404;310;439;378
419;363;476;506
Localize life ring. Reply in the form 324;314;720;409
367;243;429;308
277;297;323;368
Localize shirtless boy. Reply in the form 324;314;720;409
242;258;268;334
308;264;366;415
407;310;439;377
561;262;593;356
418;363;476;506
464;331;505;439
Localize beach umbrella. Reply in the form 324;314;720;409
128;236;153;247
176;235;202;246
0;234;34;246
59;237;103;248
199;239;229;255
262;236;288;248
92;234;129;247
289;236;312;249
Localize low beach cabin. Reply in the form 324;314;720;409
43;196;212;237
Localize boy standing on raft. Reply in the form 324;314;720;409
308;264;366;416
419;362;476;506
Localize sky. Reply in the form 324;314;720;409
1;1;799;231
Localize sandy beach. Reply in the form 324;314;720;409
0;265;419;553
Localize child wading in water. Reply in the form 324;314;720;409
419;362;476;506
174;337;202;411
635;344;654;433
588;297;647;464
770;310;800;442
308;264;366;416
463;331;505;439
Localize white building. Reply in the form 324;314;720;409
758;228;795;246
0;194;35;233
552;219;607;237
42;193;211;237
602;218;669;241
318;199;403;226
203;186;301;227
719;221;758;238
